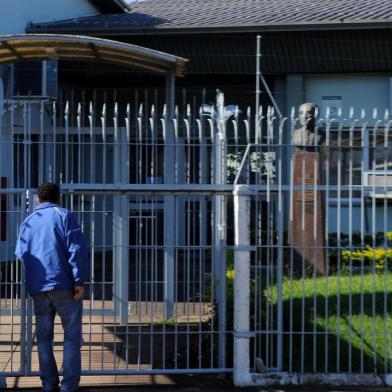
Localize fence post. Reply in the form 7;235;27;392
113;123;130;325
214;91;227;369
233;184;252;386
163;69;176;319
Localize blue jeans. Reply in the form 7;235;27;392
33;290;82;392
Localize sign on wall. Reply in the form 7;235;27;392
321;96;342;118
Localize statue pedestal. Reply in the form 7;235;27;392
290;152;325;275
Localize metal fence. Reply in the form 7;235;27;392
1;92;392;386
0;91;238;378
233;105;392;386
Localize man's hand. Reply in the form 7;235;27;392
73;285;85;301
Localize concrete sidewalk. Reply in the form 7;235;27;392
6;387;392;392
4;375;392;392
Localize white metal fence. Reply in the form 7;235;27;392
233;105;392;386
1;92;392;385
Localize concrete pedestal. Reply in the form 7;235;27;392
290;152;325;275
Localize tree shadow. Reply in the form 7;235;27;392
262;288;392;373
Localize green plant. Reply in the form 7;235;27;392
341;247;392;272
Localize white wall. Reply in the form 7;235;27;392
328;202;392;233
303;74;392;234
304;74;391;119
0;0;99;34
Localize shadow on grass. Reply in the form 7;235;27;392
263;272;392;373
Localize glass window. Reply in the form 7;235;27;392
327;129;362;197
368;131;392;171
13;62;42;96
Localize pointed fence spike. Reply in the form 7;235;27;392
361;109;366;119
234;105;239;119
373;108;378;119
187;104;191;117
384;109;389;120
349;107;354;119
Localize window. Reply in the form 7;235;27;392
368;131;392;172
327;129;362;198
13;61;57;98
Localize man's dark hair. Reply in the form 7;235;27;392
37;183;60;203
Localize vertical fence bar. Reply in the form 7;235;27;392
276;117;285;372
214;91;227;370
25;190;33;375
163;70;176;319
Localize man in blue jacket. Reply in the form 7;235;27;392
15;183;89;392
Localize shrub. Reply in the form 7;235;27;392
341;247;392;271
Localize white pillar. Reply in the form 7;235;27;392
233;184;252;386
113;127;129;324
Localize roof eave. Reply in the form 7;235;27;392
27;19;392;36
87;0;131;14
0;33;187;77
115;0;132;12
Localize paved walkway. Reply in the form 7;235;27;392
4;375;392;391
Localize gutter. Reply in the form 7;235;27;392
27;20;392;36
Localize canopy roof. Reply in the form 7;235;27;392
0;34;187;77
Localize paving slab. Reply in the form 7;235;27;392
3;375;392;392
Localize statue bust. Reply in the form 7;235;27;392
293;103;322;147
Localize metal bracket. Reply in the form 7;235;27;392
232;245;257;252
233;330;256;338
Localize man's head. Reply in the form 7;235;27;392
37;182;60;204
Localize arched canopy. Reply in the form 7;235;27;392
0;34;188;77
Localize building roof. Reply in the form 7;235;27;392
29;0;392;34
0;34;187;77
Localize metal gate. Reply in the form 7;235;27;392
0;91;239;378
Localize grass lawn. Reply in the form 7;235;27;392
263;272;392;373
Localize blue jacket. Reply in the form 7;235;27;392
15;202;90;296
